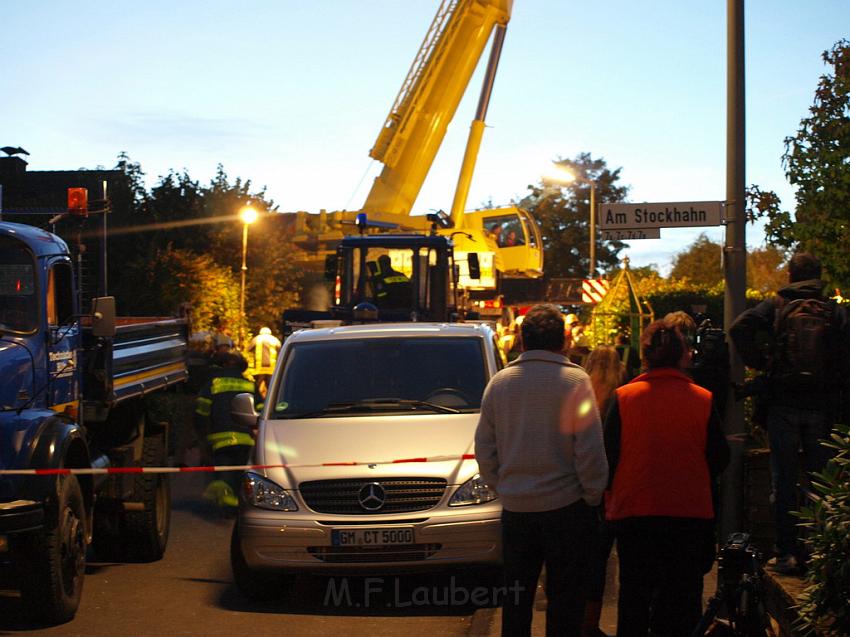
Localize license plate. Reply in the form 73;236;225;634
331;527;415;546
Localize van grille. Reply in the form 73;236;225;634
299;478;447;514
308;544;441;563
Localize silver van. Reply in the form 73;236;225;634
230;322;503;598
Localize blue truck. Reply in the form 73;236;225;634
0;221;188;623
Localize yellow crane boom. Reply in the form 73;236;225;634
290;0;542;291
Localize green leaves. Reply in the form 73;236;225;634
781;39;850;290
795;423;850;636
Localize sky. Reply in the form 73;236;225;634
3;1;849;275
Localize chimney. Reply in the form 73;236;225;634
0;156;28;180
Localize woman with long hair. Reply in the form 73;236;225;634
581;345;627;637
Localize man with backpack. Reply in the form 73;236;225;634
729;252;849;574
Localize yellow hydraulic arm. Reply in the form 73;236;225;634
362;0;512;219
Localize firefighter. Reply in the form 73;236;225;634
371;254;411;308
248;326;281;399
194;352;256;511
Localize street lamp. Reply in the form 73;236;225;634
542;164;598;278
239;205;258;347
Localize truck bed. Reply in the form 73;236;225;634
82;317;188;405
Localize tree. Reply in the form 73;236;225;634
106;158;304;332
756;40;850;289
518;153;629;279
670;234;723;286
747;245;787;293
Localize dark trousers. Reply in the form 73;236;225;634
766;405;832;556
501;500;593;637
585;505;616;602
615;517;708;637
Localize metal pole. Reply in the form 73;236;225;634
589;181;597;278
101;180;108;297
721;0;747;540
240;222;248;348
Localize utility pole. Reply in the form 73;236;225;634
721;0;747;539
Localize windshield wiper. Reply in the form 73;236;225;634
282;398;460;418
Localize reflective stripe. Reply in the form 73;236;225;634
211;377;254;395
383;275;408;284
195;397;212;416
206;431;255;452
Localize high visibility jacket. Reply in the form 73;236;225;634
605;368;717;521
372;263;410;307
249;332;281;376
194;367;256;451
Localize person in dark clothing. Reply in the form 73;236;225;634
728;252;850;574
371;254;411;309
604;319;730;637
194;352;256;510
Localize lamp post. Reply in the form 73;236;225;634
542;164;597;278
239;206;258;347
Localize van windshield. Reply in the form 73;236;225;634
272;337;487;418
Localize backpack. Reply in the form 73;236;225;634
770;296;835;389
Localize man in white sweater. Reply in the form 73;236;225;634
475;304;609;637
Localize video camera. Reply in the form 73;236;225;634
717;532;762;585
692;315;729;371
692;532;770;637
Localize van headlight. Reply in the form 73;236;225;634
449;473;497;506
241;473;299;511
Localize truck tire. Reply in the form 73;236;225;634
13;475;86;624
230;523;294;601
123;432;171;561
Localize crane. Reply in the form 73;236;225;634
289;0;542;298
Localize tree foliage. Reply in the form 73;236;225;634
518;153;629;279
105;157;304;337
670;233;723;286
754;40;850;289
669;233;788;293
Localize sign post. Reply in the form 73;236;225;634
597;201;724;230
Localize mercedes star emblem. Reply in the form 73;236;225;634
358;482;386;511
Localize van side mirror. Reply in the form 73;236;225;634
324;254;338;281
467;253;481;280
91;296;116;337
231;392;259;430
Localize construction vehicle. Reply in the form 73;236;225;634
288;0;542;303
0;196;188;624
283;212;482;333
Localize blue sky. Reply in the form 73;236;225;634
3;1;848;274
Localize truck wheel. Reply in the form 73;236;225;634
124;432;171;561
14;475;86;624
230;523;294;601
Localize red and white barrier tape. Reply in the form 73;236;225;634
0;454;477;476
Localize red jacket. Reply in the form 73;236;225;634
605;368;716;521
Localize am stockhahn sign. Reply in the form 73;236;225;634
597;201;724;230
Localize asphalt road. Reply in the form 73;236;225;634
0;472;498;637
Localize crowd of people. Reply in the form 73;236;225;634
475;251;850;637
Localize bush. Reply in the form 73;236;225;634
795;423;850;636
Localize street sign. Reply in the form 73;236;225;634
601;228;661;241
582;278;609;304
597;201;724;230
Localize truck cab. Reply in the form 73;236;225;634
284;222;482;333
0;220;187;624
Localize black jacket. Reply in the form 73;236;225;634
728;279;850;410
